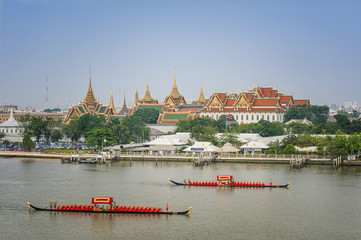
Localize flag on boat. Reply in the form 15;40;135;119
226;114;232;120
92;197;113;204
217;175;233;181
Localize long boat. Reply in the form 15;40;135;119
169;175;290;188
27;197;192;215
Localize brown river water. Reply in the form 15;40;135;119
0;158;360;240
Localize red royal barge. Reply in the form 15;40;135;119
169;175;290;188
27;197;192;215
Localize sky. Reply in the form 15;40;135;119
1;0;360;110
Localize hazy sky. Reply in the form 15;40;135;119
1;0;360;109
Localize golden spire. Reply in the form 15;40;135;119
84;70;97;108
134;90;139;105
195;83;206;105
169;69;180;98
140;80;154;103
109;89;116;113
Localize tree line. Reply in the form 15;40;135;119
18;114;151;151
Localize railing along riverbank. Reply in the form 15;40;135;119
1;151;361;166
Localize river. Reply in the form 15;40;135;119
0;158;360;240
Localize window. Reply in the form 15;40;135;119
256;115;259;120
272;115;275;121
267;115;269;121
251;115;254;120
246;115;248;120
241;115;243;120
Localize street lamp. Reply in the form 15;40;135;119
104;139;107;150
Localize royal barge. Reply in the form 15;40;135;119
169;175;290;188
27;197;191;215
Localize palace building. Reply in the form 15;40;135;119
63;76;116;123
199;86;310;124
157;86;310;125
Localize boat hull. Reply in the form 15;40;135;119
169;179;289;188
28;203;191;215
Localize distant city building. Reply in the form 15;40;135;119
0;111;65;124
344;100;358;109
0;105;18;113
330;104;337;110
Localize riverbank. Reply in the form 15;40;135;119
1;151;361;166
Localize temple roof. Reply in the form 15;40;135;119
0;109;19;127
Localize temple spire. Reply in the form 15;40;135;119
174;68;176;86
194;83;206;105
170;69;180;99
134;90;139;105
119;89;128;115
142;81;153;102
84;69;97;108
8;108;15;121
109;89;116;114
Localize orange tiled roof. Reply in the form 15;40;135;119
252;98;279;106
294;100;310;106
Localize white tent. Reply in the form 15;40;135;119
183;142;220;152
216;142;240;153
240;140;269;151
147;133;190;146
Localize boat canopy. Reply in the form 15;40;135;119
92;197;113;204
217;175;233;181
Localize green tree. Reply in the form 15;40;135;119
310;105;329;125
286;122;315;134
133;108;160;124
284;105;329;125
236;122;262;133
259;120;285;137
345;133;361;155
267;140;282;154
350;120;361;133
334;114;351;133
218;132;239;146
122;115;150;142
282;144;297;154
284;105;312;122
85;127;117;150
112;124;131;144
78;114;107;137
62;117;81;143
22;134;35;151
50;129;63;142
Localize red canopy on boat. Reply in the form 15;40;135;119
217;175;233;181
92;197;113;204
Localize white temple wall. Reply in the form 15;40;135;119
199;111;284;124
